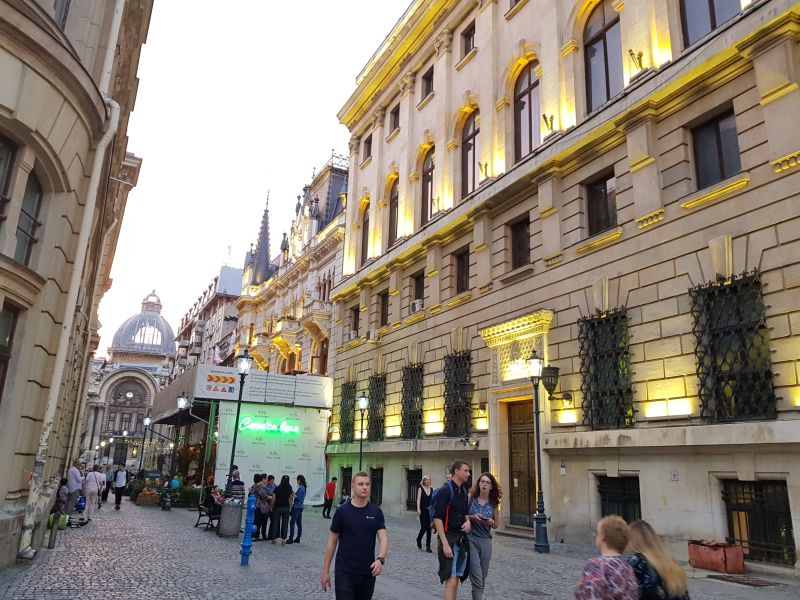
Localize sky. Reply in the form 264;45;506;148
97;0;411;356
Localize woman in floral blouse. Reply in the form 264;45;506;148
575;515;638;600
626;520;690;600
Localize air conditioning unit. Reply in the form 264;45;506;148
365;329;380;343
411;299;425;314
345;330;359;342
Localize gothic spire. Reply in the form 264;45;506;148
252;191;273;284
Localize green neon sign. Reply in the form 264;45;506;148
238;416;300;434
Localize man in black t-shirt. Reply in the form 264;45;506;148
321;471;388;600
433;459;471;600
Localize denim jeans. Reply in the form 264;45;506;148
289;506;304;541
334;572;376;600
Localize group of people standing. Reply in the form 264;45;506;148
247;472;307;544
56;460;128;522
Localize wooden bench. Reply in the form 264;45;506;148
194;503;220;530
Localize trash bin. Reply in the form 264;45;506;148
217;502;243;537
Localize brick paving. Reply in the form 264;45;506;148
0;498;797;600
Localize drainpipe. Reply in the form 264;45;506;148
98;0;125;97
17;98;120;560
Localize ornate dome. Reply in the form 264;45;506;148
110;291;176;357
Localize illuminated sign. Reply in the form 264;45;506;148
238;416;300;434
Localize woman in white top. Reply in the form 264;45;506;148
83;465;105;521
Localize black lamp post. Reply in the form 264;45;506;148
138;416;152;473
357;392;368;471
172;392;189;475
527;348;558;554
227;349;253;485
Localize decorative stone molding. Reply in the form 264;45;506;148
455;47;478;71
636;208;665;229
446;293;471;308
771;150;800;173
479;310;553;348
560;38;579;57
399;71;415;97
371;107;386;129
679;173;750;210
405;311;427;325
504;0;529;21
576;227;623;254
434;28;453;56
385;127;400;144
543;252;564;267
417;91;435;111
348;135;360;155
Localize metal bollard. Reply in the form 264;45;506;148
47;511;60;549
240;493;256;566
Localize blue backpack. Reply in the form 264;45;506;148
428;481;461;528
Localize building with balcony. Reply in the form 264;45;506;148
0;0;152;564
328;0;800;569
237;153;348;377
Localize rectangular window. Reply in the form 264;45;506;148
461;21;475;56
14;174;43;266
586;173;617;237
510;219;530;270
406;469;422;510
0;137;15;206
421;67;434;99
0;303;18;404
401;363;424;439
723;480;796;566
598;476;641;523
121;413;132;433
693;111;741;190
378;291;389;327
339;382;356;443
389;105;400;131
349;306;360;336
340;467;352;499
367;373;386;442
455;249;469;294
370;468;384;505
578;307;635;430
689;271;777;423
135;413;144;433
443;351;472;438
681;0;741;47
107;412;118;431
413;271;425;301
362;134;372;161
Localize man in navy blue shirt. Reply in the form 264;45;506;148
321;471;389;600
433;460;471;600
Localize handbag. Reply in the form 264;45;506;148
75;495;86;512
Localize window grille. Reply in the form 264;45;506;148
723;480;796;566
370;468;384;505
367;374;386;441
401;364;424;439
340;467;352;498
598;476;641;523
444;351;472;437
406;469;422;510
340;382;356;443
689;271;777;423
578;308;635;430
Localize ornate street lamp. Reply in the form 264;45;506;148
172;391;189;475
138;416;152;473
227;349;253;486
357;392;368;470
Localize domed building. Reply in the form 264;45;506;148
81;292;176;467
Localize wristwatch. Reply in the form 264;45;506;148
376;556;386;565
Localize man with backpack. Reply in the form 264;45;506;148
432;460;471;600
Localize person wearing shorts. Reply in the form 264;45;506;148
433;460;471;600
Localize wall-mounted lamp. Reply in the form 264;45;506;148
542;114;555;134
460;433;479;448
628;49;644;72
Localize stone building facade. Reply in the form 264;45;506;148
328;0;800;569
236;154;348;377
0;0;151;564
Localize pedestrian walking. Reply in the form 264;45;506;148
416;475;433;552
321;471;388;600
323;476;337;518
575;515;638;600
101;465;113;505
626;520;690;600
83;465;105;522
433;460;472;600
65;460;83;515
113;463;127;510
466;472;501;600
287;474;307;544
270;475;292;544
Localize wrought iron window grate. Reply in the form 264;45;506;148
367;374;386;441
689;271;777;423
598;476;641;523
340;382;356;443
370;467;384;505
578;308;635;430
444;351;472;438
401;364;424;439
722;480;796;566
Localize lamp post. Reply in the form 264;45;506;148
527;348;557;554
227;349;253;485
172;392;189;476
357;392;368;471
138;416;152;473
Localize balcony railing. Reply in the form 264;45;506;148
275;318;301;335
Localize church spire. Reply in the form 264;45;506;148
252;192;273;285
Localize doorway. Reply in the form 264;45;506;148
508;400;536;527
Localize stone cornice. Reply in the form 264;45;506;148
479;310;553;348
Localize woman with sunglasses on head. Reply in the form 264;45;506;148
466;472;502;600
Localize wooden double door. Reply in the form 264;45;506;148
508;400;536;527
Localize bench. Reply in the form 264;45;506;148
194;503;220;530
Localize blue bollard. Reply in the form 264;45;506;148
240;492;256;566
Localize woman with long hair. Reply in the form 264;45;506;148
415;475;433;552
466;472;502;600
575;515;637;600
270;475;293;544
626;520;689;600
287;474;306;544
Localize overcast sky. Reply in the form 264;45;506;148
97;1;410;356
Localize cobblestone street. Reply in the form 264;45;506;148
0;499;797;600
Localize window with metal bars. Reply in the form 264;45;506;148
340;467;352;499
367;374;386;441
406;469;422;510
444;351;472;437
401;364;424;439
722;480;796;566
578;308;635;430
510;219;530;269
597;476;641;523
689;271;777;423
339;382;356;443
370;468;384;505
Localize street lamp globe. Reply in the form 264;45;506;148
122;430;128;437
176;392;189;410
94;445;99;450
169;442;175;449
109;436;114;443
527;349;544;386
143;416;151;427
100;441;106;448
358;393;368;412
236;348;253;375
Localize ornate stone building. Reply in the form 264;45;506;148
237;153;348;376
328;0;800;569
0;0;152;563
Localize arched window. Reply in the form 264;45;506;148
360;202;370;266
388;179;399;247
514;63;541;162
14;173;43;266
584;0;623;113
461;111;480;197
421;147;435;226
